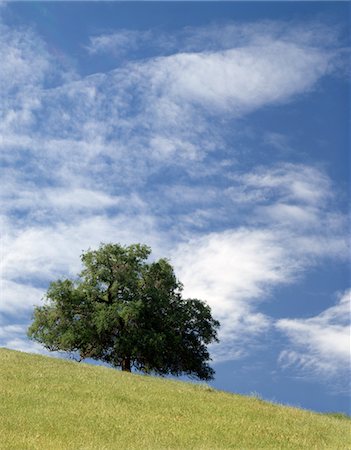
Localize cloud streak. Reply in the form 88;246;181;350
276;290;350;389
86;20;343;59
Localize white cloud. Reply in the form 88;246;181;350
1;214;164;283
1;185;123;216
0;23;50;94
174;229;288;314
0;336;54;356
0;280;45;316
173;229;280;360
84;20;341;124
239;163;332;206
3;338;46;354
172;217;346;362
0;20;76;139
146;42;332;114
0;322;49;357
0;320;64;358
276;290;351;381
87;30;153;56
260;203;320;226
86;20;342;59
0;323;27;338
263;132;292;153
149;136;199;161
46;188;120;210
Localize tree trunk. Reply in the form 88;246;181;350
121;357;131;372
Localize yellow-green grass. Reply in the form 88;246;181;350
0;348;349;449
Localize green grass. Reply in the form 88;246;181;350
0;348;350;449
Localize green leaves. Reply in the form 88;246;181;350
28;243;220;380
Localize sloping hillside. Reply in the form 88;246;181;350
0;348;349;449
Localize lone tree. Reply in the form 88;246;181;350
28;243;220;380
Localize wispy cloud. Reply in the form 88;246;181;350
172;205;347;362
169;162;347;362
276;290;350;389
87;29;153;57
0;323;59;356
85;20;343;59
1;19;341;191
1;23;340;216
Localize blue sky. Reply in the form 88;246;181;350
0;1;350;414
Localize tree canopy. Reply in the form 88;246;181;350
28;243;220;380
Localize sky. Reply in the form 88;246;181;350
0;1;350;414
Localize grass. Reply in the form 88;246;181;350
0;348;350;449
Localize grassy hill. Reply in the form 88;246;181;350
0;348;349;449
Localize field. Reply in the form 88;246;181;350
0;348;350;449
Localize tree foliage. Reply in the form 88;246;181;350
28;243;220;380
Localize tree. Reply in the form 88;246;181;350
28;243;220;380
